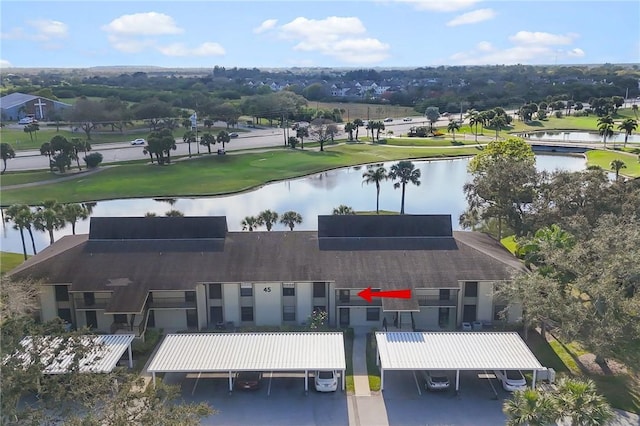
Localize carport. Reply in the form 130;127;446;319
375;332;544;392
147;332;346;393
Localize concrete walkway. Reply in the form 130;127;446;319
348;327;389;426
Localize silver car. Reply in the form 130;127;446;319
424;371;450;391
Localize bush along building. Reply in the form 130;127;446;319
8;215;525;337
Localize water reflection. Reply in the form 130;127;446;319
521;131;640;144
1;155;586;254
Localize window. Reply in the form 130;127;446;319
283;283;295;297
339;290;350;303
113;314;127;324
283;306;296;321
85;311;98;328
313;305;326;313
147;310;155;327
494;304;507;321
313;282;326;298
55;285;69;302
209;283;222;299
241;307;254;322
83;292;95;306
439;289;450;301
185;291;196;303
366;308;380;321
186;310;198;328
58;308;72;324
464;282;478;298
438;308;450;328
240;283;253;297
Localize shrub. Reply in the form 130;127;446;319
84;152;103;168
554;111;563;118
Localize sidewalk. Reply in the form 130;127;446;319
348;327;389;426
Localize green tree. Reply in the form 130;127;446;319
33;200;65;245
344;121;356;141
183;130;196;158
1;142;16;174
23;123;40;142
61;203;89;235
241;216;259;231
165;209;184;217
554;378;613;426
216;130;231;151
388;161;421;215
503;388;557;426
332;205;355;215
447;120;460;142
280;211;303;230
489;115;506;140
424;106;440;133
597;115;614;148
309;119;337;151
257;209;279;231
466;109;480;143
362;165;389;214
296;126;309;149
5;204;37;260
632;104;638;119
288;136;299;148
617;118;637;148
200;132;215;154
40;142;54;171
353;118;364;140
609;159;626;181
145;128;176;165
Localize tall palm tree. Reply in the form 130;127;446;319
490;115;506;141
362;165;388;214
40;142;54;171
257;209;279;231
632;104;638;119
332;205;355;215
5;204;37;260
200;133;215;154
617;118;637;148
61;203;89;235
216;130;231;151
554;378;613;426
241;216;259;231
388;161;421;215
353;118;364;140
503;388;557;426
447;120;460;142
597;115;614;148
610;159;626;181
344;122;356;141
466;109;479;143
280;211;303;231
183;130;196;158
365;121;375;140
296;126;309;149
33;200;65;245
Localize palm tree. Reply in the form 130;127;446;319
1;142;16;174
61;203;89;235
503;388;557;426
5;204;37;260
353;118;364;140
374;121;385;141
490;115;506;141
554;378;613;426
617;118;637;148
344;122;356;141
447;120;460;142
632;104;638;119
216;130;231;151
257;210;279;231
183;130;196;158
280;211;303;230
597;115;614;148
365;121;374;140
200;133;215;154
33;200;65;245
362;165;388;214
388;161;421;215
296;126;309;149
40;142;54;171
241;216;259;231
466;109;479;143
332;205;355;215
610;159;626;181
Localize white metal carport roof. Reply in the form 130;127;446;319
16;334;134;374
375;332;544;391
147;332;346;392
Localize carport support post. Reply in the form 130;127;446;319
532;370;537;389
455;370;460;392
152;372;156;387
380;368;384;391
228;371;233;393
127;343;133;368
342;369;345;391
305;369;308;393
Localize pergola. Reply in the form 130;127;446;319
147;332;346;392
375;331;544;391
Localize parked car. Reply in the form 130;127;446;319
131;138;146;145
494;370;526;392
314;370;338;392
18;117;34;125
424;371;450;391
383;117;393;122
235;371;262;390
229;132;239;138
403;117;413;122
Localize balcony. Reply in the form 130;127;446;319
416;295;458;307
148;298;196;309
73;297;109;310
335;296;382;307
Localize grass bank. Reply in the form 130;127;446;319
1;251;27;274
0;144;479;205
585;150;640;177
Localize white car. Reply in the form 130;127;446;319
424;371;450;391
494;370;527;392
131;138;146;145
18;117;34;125
314;370;338;392
403;117;413;122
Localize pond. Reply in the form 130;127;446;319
1;154;587;255
521;131;640;144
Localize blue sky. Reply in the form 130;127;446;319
1;0;639;69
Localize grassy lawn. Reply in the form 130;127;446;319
344;328;354;393
0;144;479;205
383;137;480;147
586;150;640;177
1;251;27;274
0;169;71;186
366;333;381;391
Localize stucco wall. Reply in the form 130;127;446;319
223;283;240;325
153;309;187;331
254;282;282;326
39;286;57;322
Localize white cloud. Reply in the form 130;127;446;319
446;8;495;26
157;42;225;57
476;41;493;52
254;19;278;34
508;31;575;46
102;12;183;36
0;59;13;68
568;48;585;57
273;16;390;64
395;0;480;12
28;19;68;40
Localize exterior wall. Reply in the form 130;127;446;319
196;284;207;330
223;283;240;325
39;286;57;322
506;302;523;323
296;282;313;325
476;281;495;322
76;311;111;332
345;306;380;327
153;309;188;331
153;290;184;300
254;282;282;326
413;308;440;330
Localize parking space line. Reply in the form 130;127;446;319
191;372;201;395
412;371;422;396
484;370;499;399
267;371;273;396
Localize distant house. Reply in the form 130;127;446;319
8;215;526;337
0;92;71;122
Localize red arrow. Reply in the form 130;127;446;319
357;287;412;303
